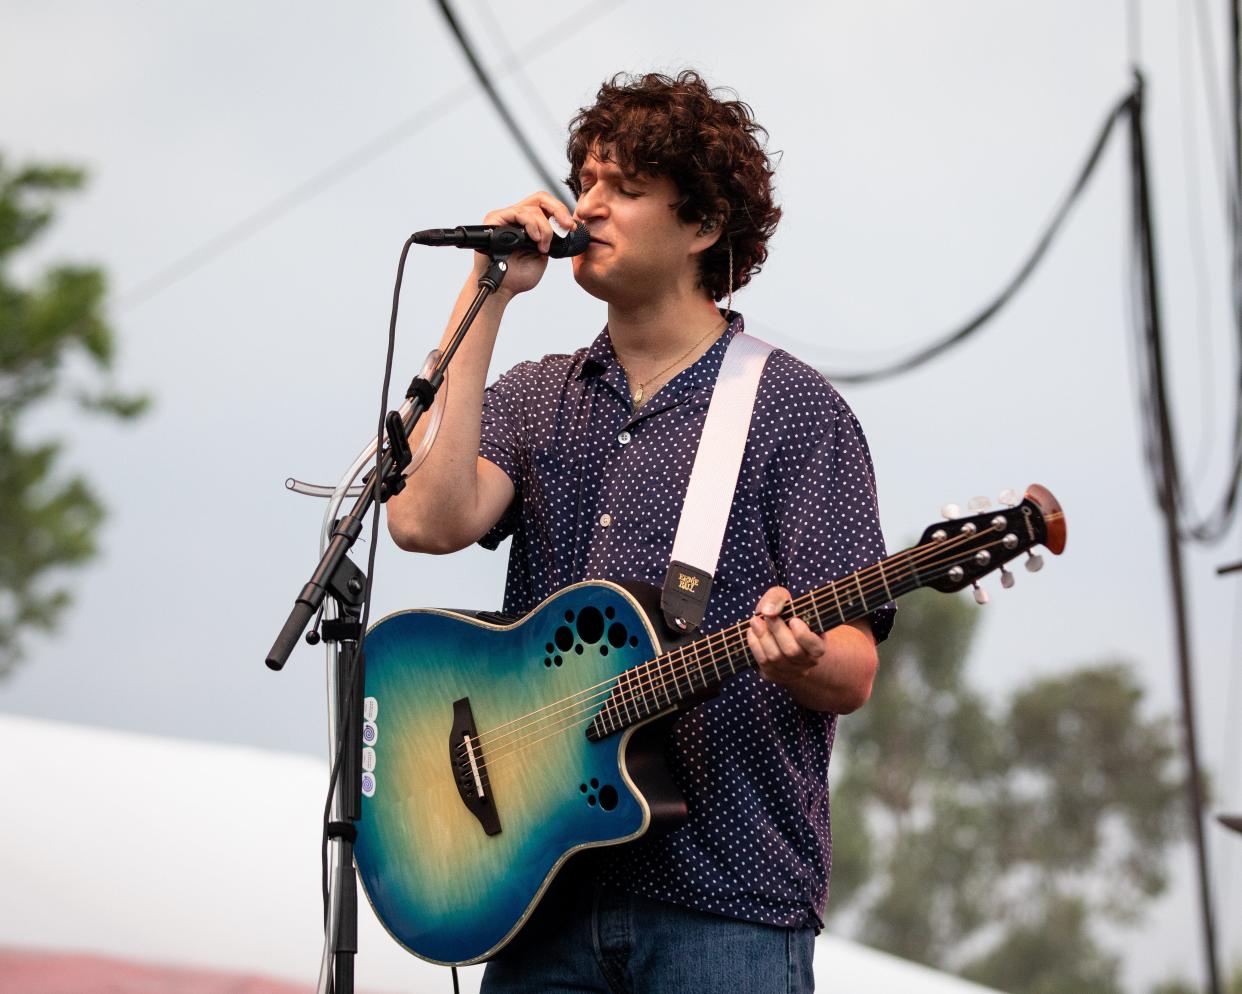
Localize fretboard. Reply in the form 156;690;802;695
586;548;926;741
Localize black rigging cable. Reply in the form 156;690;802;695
433;0;574;201
817;90;1133;386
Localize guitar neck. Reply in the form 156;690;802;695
585;486;1064;742
585;550;917;741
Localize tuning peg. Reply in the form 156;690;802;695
968;496;992;512
1000;566;1015;589
1025;551;1044;572
941;503;962;520
998;488;1019;507
972;582;989;605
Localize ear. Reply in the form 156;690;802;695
690;217;724;254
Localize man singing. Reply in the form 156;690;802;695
387;70;893;993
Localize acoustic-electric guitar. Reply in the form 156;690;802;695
353;484;1066;965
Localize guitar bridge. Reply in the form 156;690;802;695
449;697;501;836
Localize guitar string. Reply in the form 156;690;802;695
455;523;992;760
457;524;1021;762
454;518;1013;758
480;537;1019;769
468;531;1024;766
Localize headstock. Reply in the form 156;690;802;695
917;484;1066;599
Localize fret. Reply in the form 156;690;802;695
629;668;648;722
706;637;723;685
603;680;618;735
877;561;893;603
899;550;922;589
619;670;639;725
828;580;846;624
631;664;650;722
684;641;703;691
695;640;713;689
672;646;691;700
655;656;673;709
718;632;736;677
726;629;749;675
853;572;869;613
809;594;824;633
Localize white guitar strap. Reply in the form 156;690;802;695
661;331;774;634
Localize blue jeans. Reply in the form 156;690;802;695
480;879;815;994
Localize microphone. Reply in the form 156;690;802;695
412;221;590;258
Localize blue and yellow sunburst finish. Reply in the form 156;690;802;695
355;580;681;966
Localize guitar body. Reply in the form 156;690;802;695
355;580;688;966
351;485;1066;968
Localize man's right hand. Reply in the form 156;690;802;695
473;191;577;299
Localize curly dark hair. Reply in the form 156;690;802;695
565;70;781;302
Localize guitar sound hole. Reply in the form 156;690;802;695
598;785;618;811
608;623;628;649
575;605;605;643
555;626;574;652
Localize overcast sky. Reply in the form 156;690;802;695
2;2;1240;990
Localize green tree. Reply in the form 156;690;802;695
0;155;147;678
827;587;1187;994
1149;963;1242;994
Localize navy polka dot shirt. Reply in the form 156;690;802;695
478;313;894;930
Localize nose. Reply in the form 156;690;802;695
574;185;608;222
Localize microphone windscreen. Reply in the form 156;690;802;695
549;221;591;258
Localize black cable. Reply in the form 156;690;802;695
320;235;417;981
113;1;614;313
1126;69;1224;994
433;0;573;200
818;88;1135;385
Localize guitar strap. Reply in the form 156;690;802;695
661;331;774;634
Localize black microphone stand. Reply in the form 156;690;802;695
266;252;511;994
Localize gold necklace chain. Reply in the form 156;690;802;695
617;318;726;407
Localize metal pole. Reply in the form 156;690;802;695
1130;74;1223;994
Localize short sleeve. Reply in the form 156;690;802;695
763;376;895;643
477;361;532;551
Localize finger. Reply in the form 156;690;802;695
766;614;806;662
750;615;787;667
789;616;826;658
526;191;576;232
756;586;791;619
746;623;769;668
513;205;553;252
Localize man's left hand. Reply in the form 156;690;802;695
747;585;824;685
746;585;879;713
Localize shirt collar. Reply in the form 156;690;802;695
577;310;745;385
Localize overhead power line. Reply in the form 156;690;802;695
817;90;1134;386
433;0;573;201
113;0;617;312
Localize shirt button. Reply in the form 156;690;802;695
618;431;632;445
599;513;612;527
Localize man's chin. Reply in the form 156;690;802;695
571;263;613;303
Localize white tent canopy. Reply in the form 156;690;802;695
0;714;1004;993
